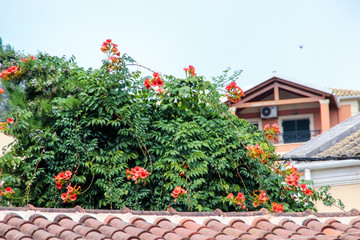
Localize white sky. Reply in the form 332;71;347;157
1;0;360;91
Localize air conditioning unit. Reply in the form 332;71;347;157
260;106;277;118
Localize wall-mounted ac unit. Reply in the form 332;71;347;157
260;106;277;118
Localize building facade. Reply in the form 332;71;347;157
228;76;355;154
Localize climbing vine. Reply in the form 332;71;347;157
0;38;343;212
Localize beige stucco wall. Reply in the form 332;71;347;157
315;183;360;212
0;133;14;157
339;100;359;117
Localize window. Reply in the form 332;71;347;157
282;119;310;143
246;118;262;130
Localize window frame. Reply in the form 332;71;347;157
277;114;315;144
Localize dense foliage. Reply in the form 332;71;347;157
0;39;343;212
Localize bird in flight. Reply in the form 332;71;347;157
299;45;303;49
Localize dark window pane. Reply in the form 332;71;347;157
283;120;296;132
297;119;309;131
282;119;310;143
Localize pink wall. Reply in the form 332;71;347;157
238;106;352;132
330;106;340;128
238;107;323;131
339;104;352;123
275;143;303;153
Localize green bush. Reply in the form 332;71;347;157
0;39;343;212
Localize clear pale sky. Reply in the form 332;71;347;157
1;0;360;91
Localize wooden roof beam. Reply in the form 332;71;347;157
274;82;279;101
241;84;274;103
278;84;321;98
232;97;323;109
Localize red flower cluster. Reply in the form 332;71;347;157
225;82;245;103
285;166;302;188
246;144;264;159
126;166;149;184
300;184;314;196
0;118;14;131
272;202;284;213
7;118;14;124
54;170;72;189
0;187;15;198
252;190;268;208
0;66;21;81
61;183;81;203
227;192;246;210
0;88;4;94
20;55;36;63
144;72;164;91
171;186;187;202
100;39;122;72
101;39;120;56
54;171;80;203
264;123;280;142
183;65;196;77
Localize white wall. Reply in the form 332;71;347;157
0;133;14;157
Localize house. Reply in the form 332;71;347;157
228;75;356;155
331;88;360;117
0;205;360;239
0;132;13;157
282;113;360;212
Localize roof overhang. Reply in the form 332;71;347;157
230;77;339;109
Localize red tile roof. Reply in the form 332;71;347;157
0;206;360;239
316;129;360;158
331;88;360;97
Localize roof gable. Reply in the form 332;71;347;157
231;77;338;109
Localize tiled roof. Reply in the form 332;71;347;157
283;113;360;159
331;88;360;97
1;206;360;240
316;129;360;158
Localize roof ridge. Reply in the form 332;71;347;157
0;206;358;217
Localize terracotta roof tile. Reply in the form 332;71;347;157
213;234;237;240
198;227;222;238
204;219;228;233
327;221;360;238
47;224;67;237
5;228;33;240
0;207;360;239
106;216;134;231
130;218;154;231
58;229;84;240
173;226;197;238
261;233;283;240
221;227;247;238
186;233;214;240
155;218;179;230
163;231;188;240
55;215;82;230
148;226;170;237
247;228;270;238
123;226;146;237
229;219;253;232
331;88;360;97
180;219;205;232
304;218;332;232
316;129;360;158
240;235;265;240
253;217;282;232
